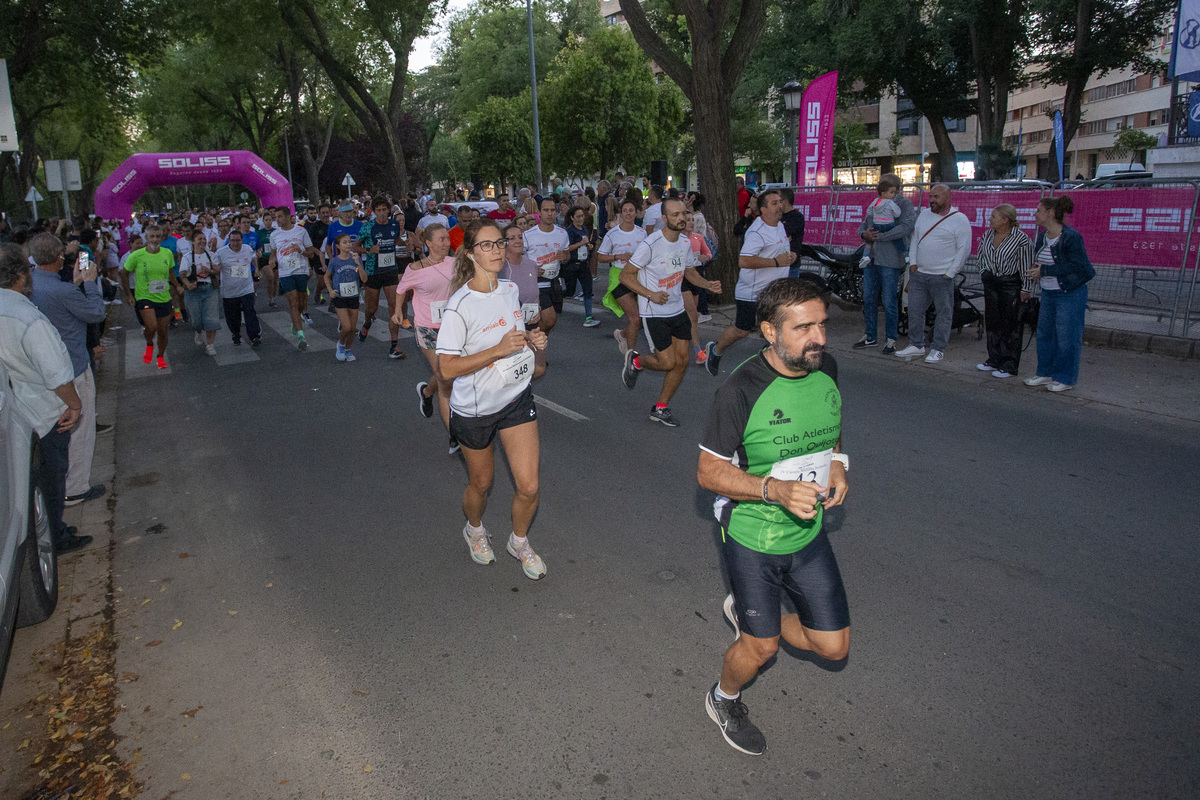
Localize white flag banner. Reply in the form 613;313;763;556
0;59;18;152
1171;0;1200;80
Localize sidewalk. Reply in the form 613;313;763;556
698;301;1200;425
0;346;124;798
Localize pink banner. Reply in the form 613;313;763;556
799;72;837;188
793;185;1200;269
93;150;294;223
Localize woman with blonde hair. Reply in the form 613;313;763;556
436;219;550;580
975;203;1034;378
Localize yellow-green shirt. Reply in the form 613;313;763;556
123;247;174;302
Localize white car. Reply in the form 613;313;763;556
0;361;59;688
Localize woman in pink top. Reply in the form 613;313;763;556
394;223;457;446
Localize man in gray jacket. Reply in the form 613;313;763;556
855;174;915;354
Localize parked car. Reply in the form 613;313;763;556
0;361;59;689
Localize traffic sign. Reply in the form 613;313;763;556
44;159;81;191
342;173;356;186
24;186;43;202
240;192;249;201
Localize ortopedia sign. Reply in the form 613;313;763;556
796;186;1200;269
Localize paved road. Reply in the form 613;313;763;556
104;299;1199;799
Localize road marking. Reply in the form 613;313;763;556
211;339;262;366
124;330;172;378
259;312;336;352
533;395;589;422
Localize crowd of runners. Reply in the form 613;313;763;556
6;176;851;757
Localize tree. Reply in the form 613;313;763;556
1112;128;1158;168
539;26;684;181
281;0;442;196
428;132;473;192
618;0;770;294
461;92;536;191
1030;0;1174;180
280;43;340;204
834;122;878;184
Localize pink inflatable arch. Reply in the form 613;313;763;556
93;150;294;222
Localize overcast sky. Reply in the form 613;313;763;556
409;0;475;73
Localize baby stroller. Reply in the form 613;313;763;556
897;273;984;340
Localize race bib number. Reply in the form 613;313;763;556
147;279;168;294
541;262;560;280
578;245;588;260
378;251;396;268
770;448;832;487
496;348;534;387
339;281;358;297
430;300;447;325
231;265;250;280
521;302;540;325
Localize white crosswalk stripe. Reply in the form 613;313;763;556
258;310;336;352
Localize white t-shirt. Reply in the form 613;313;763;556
523;225;570;287
270;225;314;277
180;250;216;285
641;202;663;233
598;225;647;265
628;231;698;318
1037;235;1060;291
436;280;532;417
216;245;257;298
417;213;449;232
735;217;790;302
176;236;193;262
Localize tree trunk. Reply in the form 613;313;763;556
1054;0;1093;181
926;118;959;182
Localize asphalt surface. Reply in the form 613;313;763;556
104;296;1199;799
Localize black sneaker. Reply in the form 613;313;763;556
703;342;721;377
95;423;114;436
55;530;94;554
448;434;461;455
251;337;262;347
359;321;372;342
233;337;242;346
416;382;434;419
64;484;106;506
621;350;639;389
881;339;897;355
389;346;406;360
853;336;877;349
649;406;678;427
705;684;766;756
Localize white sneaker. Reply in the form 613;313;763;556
463;524;495;565
722;594;740;639
506;533;546;580
205;344;217;356
894;345;925;358
613;328;629;357
859;254;871;269
1024;376;1053;387
991;370;1012;378
194;332;204;346
697;313;713;324
976;363;993;371
1047;381;1074;392
924;349;944;363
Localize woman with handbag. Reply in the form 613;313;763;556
1025;196;1094;392
975;203;1034;378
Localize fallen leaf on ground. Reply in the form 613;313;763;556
17;739;29;750
120;672;139;682
266;583;273;588
178;553;189;558
172;620;182;630
140;599;151;606
352;690;367;696
363;765;372;773
180;706;203;718
181;773;191;780
228;610;238;615
145;640;162;647
279;780;290;784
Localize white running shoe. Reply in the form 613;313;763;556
1047;381;1074;392
722;594;740;639
991;370;1012;378
697;313;712;324
205;344;217;356
506;533;546;580
463;524;495;565
613;328;629;357
1024;376;1053;387
976;363;993;371
894;345;925;358
194;332;204;346
924;349;944;363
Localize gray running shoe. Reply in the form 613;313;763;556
703;342;721;376
705;684;766;756
649;406;678;427
621;349;639;389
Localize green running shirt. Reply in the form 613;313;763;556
700;350;842;555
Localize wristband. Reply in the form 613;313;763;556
761;475;772;503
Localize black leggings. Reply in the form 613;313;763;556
982;272;1023;374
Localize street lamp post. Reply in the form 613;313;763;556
526;0;544;193
782;81;804;185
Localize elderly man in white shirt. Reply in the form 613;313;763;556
0;244;92;553
894;184;972;364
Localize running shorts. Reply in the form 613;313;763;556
611;282;632;300
279;274;309;295
734;299;758;332
331;296;360;310
539;279;563;313
366;269;400;291
135;299;173;318
642;312;691;353
721;529;850;639
416;324;439;351
449;385;537;451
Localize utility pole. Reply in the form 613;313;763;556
526;0;543;193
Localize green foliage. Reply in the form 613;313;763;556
461;91;536;186
834;121;878;167
539;26;683;179
1112;128;1158;167
428;131;473;189
1029;0;1173;87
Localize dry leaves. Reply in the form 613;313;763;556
180;706;203;719
363;765;373;773
178;553;189;558
144;640;162;647
172;620;183;630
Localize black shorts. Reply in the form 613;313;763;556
612;282;632;300
396;256;413;275
722;529;850;639
449;385;537;451
331;296;360;310
135;299;173;318
310;259;326;276
642;312;691;353
683;265;707;295
366;269;400;291
539;280;563;313
734;299;758;332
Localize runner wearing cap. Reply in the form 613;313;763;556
356;198;407;358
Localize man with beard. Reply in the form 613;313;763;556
696;278;850;756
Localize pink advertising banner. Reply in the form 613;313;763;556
799;72;837;188
795;186;1200;269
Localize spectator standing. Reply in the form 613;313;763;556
29;233;108;508
893;184;972;364
1025;197;1094;392
779;189;806;279
642;185;665;234
855;174;915;354
0;244;91;553
975;204;1034;378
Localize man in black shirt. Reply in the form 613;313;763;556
779;189;806;279
304;203;331;306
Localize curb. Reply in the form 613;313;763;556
1082;326;1197;359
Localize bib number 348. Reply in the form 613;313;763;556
497;348;535;386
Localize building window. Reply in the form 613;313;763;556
1084;78;1138;104
865;122;880;137
944;118;967;133
896;98;920;135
